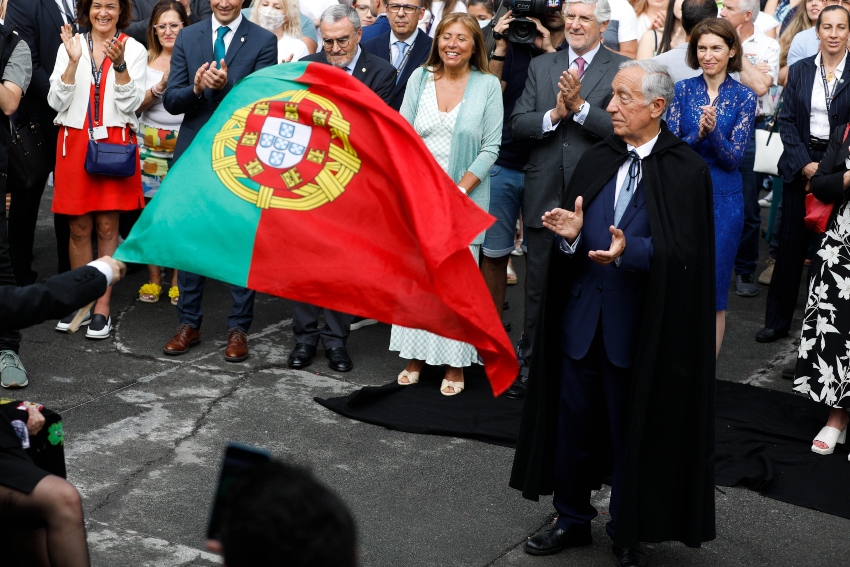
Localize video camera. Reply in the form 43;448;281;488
506;0;563;44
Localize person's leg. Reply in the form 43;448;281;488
176;270;207;329
522;226;554;364
0;209;24;386
92;212;120;317
226;286;255;333
442;365;464;393
813;407;850;451
601;353;633;541
716;310;725;359
55;213;72;274
0;476;90;567
319;309;352;349
67;214;94;270
481;165;524;319
763;178;810;334
7;170;49;285
291;302;321;347
733;133;760;293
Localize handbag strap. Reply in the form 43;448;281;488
766;88;785;143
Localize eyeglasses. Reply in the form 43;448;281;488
154;23;183;32
322;36;353;49
564;14;596;25
387;3;422;14
354;4;371;10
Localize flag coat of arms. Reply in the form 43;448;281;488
115;62;517;395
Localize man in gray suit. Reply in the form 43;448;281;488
506;0;627;398
125;0;213;46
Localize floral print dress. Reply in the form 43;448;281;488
794;201;850;409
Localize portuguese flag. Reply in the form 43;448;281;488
115;63;517;395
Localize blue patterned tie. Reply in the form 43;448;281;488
614;151;640;227
393;41;409;70
214;25;230;64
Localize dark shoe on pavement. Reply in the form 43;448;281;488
288;343;316;369
224;329;249;362
523;526;592;556
755;327;788;343
781;364;796;379
504;373;528;400
163;324;201;355
758;258;776;286
326;346;353;372
350;316;378;331
85;315;112;339
735;274;758;297
613;545;647;567
55;307;91;332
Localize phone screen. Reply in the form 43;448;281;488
206;443;272;541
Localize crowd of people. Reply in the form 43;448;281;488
0;0;849;564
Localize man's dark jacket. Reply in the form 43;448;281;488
300;49;396;106
362;31;431;110
509;124;717;549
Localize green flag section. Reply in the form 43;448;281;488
115;62;518;395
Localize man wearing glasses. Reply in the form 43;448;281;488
363;0;432;110
788;0;850;65
362;0;392;41
291;5;394;373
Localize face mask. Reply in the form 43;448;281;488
478;18;492;28
258;6;286;31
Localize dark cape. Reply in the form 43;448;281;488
509;123;717;548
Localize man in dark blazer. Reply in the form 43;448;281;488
5;0;81;282
506;0;627;398
162;0;277;362
361;0;392;42
292;5;395;372
362;0;432;111
124;0;213;46
511;60;716;567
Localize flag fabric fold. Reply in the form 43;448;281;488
115;62;517;395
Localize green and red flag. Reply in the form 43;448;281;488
114;62;517;395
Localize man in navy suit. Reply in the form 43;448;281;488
361;0;392;41
511;60;716;566
362;0;432;110
291;5;395;373
162;0;277;363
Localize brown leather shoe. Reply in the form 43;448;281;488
163;324;200;356
225;329;249;362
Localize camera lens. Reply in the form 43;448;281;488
513;20;535;40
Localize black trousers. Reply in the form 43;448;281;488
0;209;21;352
764;174;815;332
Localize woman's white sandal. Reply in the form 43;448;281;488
811;425;847;455
440;379;464;396
397;370;420;385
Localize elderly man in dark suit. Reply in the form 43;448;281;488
292;5;395;373
124;0;213;46
5;0;80;283
162;0;277;363
504;0;627;399
362;0;432;111
511;60;716;567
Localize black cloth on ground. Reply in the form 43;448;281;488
317;378;850;520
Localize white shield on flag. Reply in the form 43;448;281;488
257;117;312;169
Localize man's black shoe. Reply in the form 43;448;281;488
523;526;592;556
288;343;316;369
612;545;647;567
755;327;788;343
504;373;528;400
326;347;353;372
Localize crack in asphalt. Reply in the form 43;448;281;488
482;514;557;566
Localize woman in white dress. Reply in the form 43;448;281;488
136;1;188;305
392;14;502;396
251;0;310;62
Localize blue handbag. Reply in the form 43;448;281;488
84;112;137;177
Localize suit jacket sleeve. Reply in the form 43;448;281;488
810;124;849;204
374;62;396;106
5;0;50;101
163;31;200;115
509;56;548;141
0;267;107;332
124;0;149;45
779;62;811;178
467;74;503;182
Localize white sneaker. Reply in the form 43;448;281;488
758;190;773;208
55;308;91;332
85;315;112;339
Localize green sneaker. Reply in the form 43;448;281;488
0;350;28;388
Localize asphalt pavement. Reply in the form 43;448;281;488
12;186;850;566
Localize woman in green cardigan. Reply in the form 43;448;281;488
391;13;503;396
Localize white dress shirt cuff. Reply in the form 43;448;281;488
87;260;113;286
542;109;559;132
572;102;589;125
559;234;581;255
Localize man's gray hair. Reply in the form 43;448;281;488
740;0;760;18
565;0;611;24
321;4;362;32
619;60;675;111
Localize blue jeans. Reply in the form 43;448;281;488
734;123;765;276
482;165;525;258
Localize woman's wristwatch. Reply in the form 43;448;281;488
113;61;127;73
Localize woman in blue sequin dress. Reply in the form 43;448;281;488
667;18;757;356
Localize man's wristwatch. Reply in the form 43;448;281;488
490;51;506;61
113;61;127;73
492;30;505;40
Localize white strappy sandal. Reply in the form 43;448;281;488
397;370;420;385
811;425;847;455
440;378;465;396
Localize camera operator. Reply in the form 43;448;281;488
484;5;567;399
499;0;628;399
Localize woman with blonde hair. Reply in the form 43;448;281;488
251;0;310;62
392;13;502;396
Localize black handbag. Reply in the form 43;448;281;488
84;111;137;177
6;102;49;190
